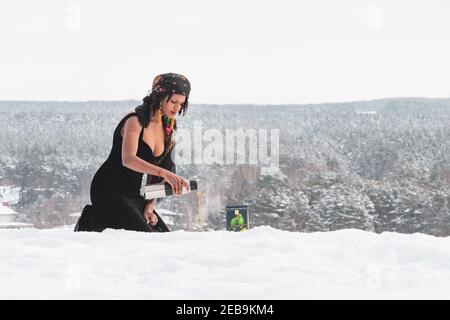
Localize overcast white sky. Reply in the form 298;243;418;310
1;0;449;104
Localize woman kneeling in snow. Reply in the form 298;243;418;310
75;73;191;233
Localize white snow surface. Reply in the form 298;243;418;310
0;186;20;205
0;204;17;216
1;226;450;299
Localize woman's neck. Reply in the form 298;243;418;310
150;113;174;123
149;113;162;123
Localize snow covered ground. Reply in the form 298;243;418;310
1;226;450;299
0;185;20;204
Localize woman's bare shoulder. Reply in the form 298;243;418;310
121;114;142;136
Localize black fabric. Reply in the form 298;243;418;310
74;112;173;233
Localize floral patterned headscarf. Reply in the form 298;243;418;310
152;73;191;98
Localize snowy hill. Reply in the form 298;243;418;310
1;227;450;299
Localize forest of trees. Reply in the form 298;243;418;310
0;98;449;236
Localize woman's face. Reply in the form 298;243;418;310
161;93;186;118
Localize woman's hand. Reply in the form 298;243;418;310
143;200;158;226
160;170;189;196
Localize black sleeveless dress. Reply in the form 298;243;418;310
74;112;174;233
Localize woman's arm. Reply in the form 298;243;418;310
122;116;188;195
143;198;158;225
121;116;166;177
144;198;155;211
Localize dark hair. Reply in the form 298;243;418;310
135;91;189;129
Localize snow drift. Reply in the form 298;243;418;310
1;226;450;299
